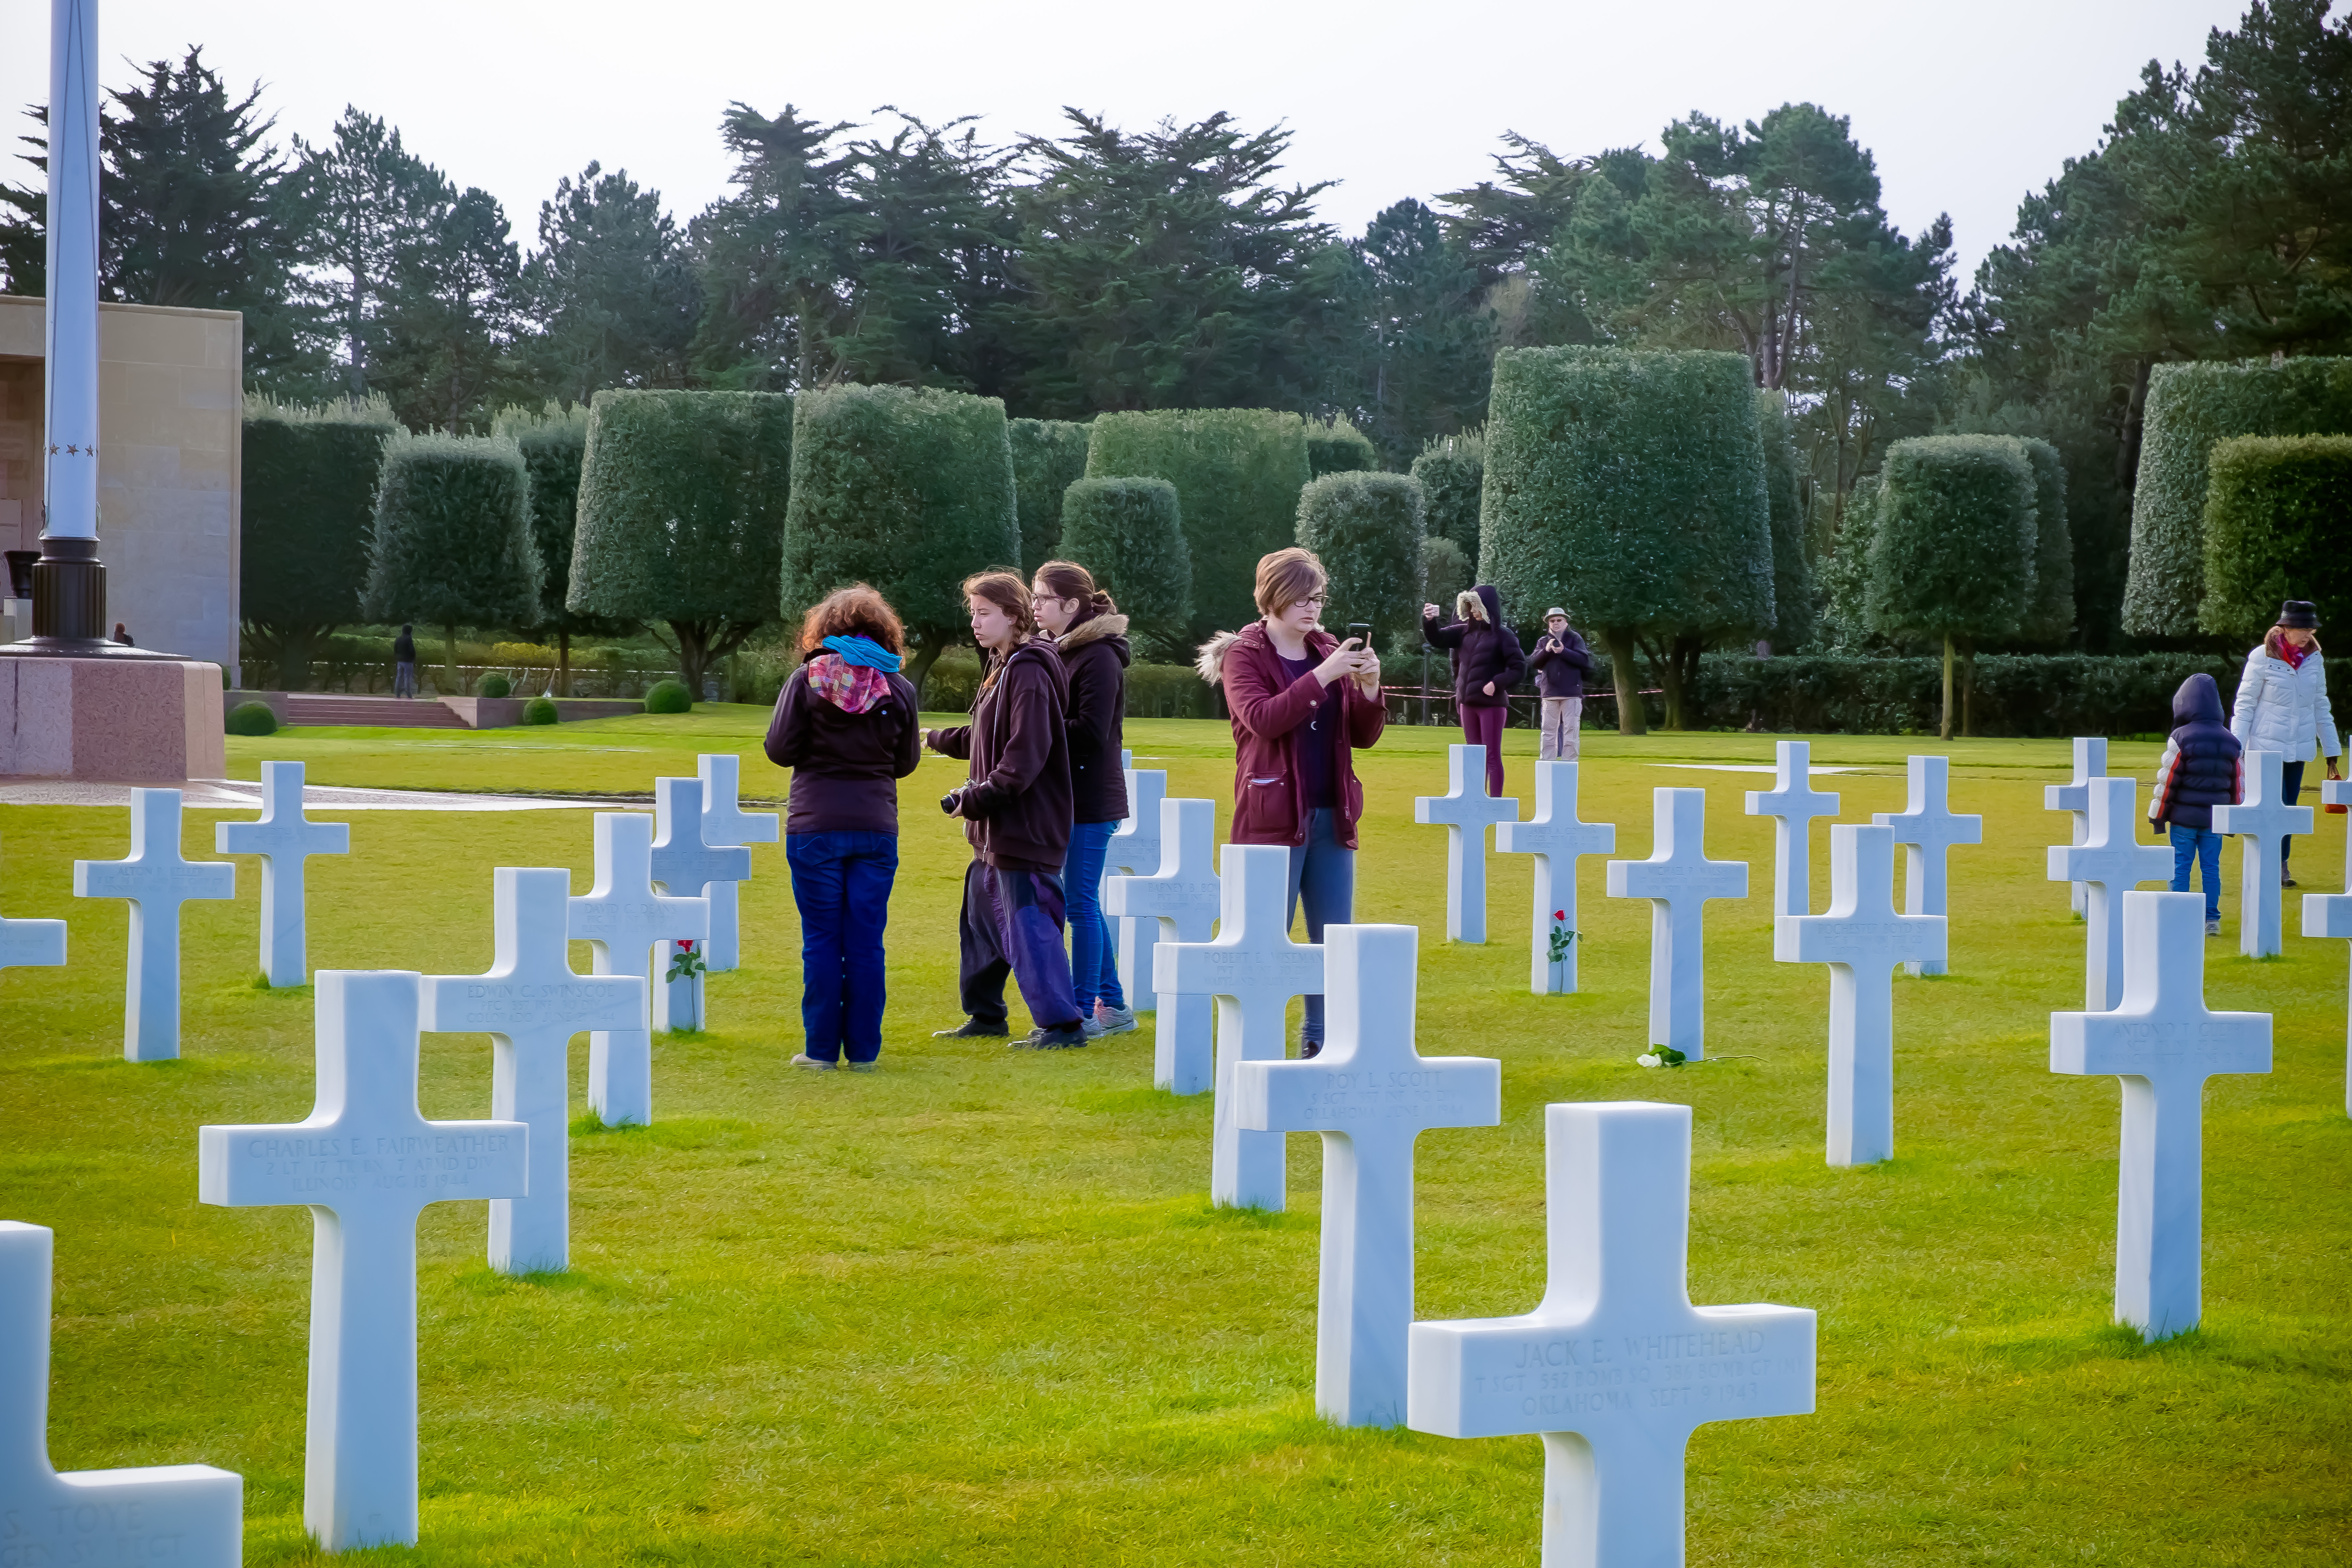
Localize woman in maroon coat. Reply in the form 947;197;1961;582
1194;547;1385;1056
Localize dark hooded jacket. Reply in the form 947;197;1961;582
2148;673;2244;832
763;652;922;835
1528;624;1594;699
925;640;1073;873
1049;611;1131;825
1423;585;1527;709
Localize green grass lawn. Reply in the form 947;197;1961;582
3;712;2348;1564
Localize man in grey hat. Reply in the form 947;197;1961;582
1527;606;1593;761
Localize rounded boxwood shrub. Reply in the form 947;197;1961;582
225;701;278;736
645;678;693;714
476;672;513;699
523;694;559;726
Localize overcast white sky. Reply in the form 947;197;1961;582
0;0;2263;285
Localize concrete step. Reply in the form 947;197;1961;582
283;695;469;729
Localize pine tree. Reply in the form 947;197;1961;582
520;163;699;405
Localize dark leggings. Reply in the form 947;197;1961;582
2283;759;2306;864
1461;704;1507;796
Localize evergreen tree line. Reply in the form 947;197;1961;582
4;0;2347;654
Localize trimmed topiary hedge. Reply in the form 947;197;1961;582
2019;437;2073;642
1007;418;1093;572
1086;408;1312;640
2124;356;2352;636
1306;416;1379;478
360;433;542;677
571;389;793;694
1688;651;2250;737
1294;471;1427;653
240;393;400;687
1756;391;1815;650
645;678;693;713
2201;434;2352;641
1410;429;1483;564
1057;478;1191;659
224;700;278;736
781;384;1021;702
492;402;629;688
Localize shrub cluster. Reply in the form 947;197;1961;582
360;433;541;642
1294;472;1427;652
2200;434;2352;640
1866;435;2039;644
1410;429;1483;565
1057;478;1191;657
1007;417;1092;571
239;393;400;687
1306;416;1378;478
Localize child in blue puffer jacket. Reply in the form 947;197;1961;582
2148;672;2244;935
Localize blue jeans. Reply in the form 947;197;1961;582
1286;807;1356;1044
786;831;900;1063
2170;825;2223;923
1061;818;1126;1013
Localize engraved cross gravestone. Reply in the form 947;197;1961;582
570;812;707;1127
2044;736;2109;917
2300;776;2352;1114
2047;776;2170;1010
2050;891;2270;1340
1156;844;1323;1209
198;971;527;1549
215;759;350;987
1107;763;1168;1011
1407;1102;1816;1568
1104;797;1219;1094
2214;749;2311;958
1775;824;1945;1166
1605;789;1747;1061
1495;760;1615;994
1233;924;1499;1426
1744;740;1839;919
694;753;777;972
649;777;748;1033
420;869;643;1274
1414;744;1521;943
1871;755;1981;976
73;789;235;1061
0;1222;241;1567
1;834;66;974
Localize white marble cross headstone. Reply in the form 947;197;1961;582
1744;740;1839;919
1107;764;1168;1012
1495;760;1616;994
2300;776;2352;1115
1155;844;1323;1210
2214;749;2311;958
1775;824;1945;1167
1;834;66;974
694;753;777;972
1414;744;1521;943
73;789;235;1061
1407;1102;1816;1567
2050;891;2270;1341
649;777;747;1033
1233;924;1499;1426
1103;797;1220;1094
569;811;707;1127
0;1222;241;1567
2046;776;2171;1010
420;868;644;1274
1871;754;1981;975
198;970;527;1550
2044;737;2109;917
214;760;349;988
1605;790;1747;1061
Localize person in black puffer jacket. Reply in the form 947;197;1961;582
1527;606;1594;762
2148;672;2244;935
1423;583;1526;797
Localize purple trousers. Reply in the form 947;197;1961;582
957;859;1082;1031
1461;704;1507;796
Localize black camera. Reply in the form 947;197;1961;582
939;788;964;815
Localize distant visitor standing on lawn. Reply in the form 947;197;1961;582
763;584;921;1070
1032;558;1136;1042
1197;547;1384;1058
393;623;417;698
925;571;1089;1050
1527;606;1593;762
2230;598;2341;887
1422;584;1525;797
2148;672;2243;937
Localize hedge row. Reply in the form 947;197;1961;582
1683;652;2261;737
919;657;1215;719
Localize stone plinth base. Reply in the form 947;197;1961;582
0;655;225;781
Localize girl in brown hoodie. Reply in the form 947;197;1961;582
1034;559;1136;1039
924;571;1088;1048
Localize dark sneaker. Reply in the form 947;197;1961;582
1092;1003;1139;1037
1298;1037;1322;1059
2282;865;2297;887
933;1019;1008;1039
2205;919;2222;937
791;1053;837;1070
1022;1022;1090;1050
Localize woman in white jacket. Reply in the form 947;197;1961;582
2230;598;2343;886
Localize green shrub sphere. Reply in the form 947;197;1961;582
645;679;693;714
225;701;279;736
523;694;559;725
478;673;513;699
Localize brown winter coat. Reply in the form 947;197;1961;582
925;640;1073;874
1195;621;1386;849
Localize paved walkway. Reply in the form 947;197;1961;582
0;778;645;812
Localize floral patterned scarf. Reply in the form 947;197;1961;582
806;653;890;714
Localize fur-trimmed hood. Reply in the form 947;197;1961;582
1053;611;1131;662
1196;620;1341;685
1195;629;1244;686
